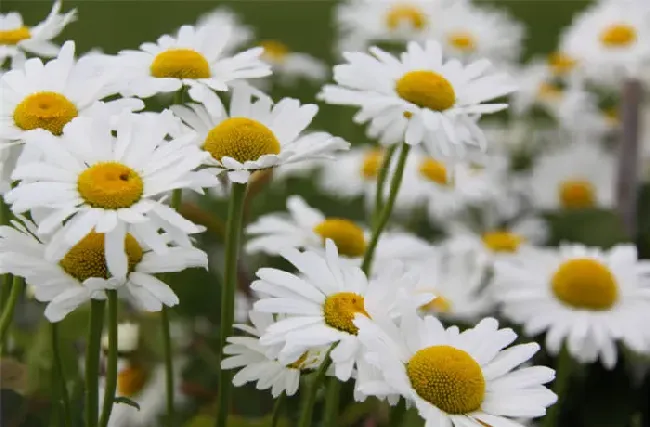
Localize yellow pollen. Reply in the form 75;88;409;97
150;49;211;79
0;26;31;45
361;150;383;181
313;219;366;258
260;40;289;63
286;352;309;370
407;345;485;414
558;180;596;209
386;4;428;31
418;158;448;185
481;231;523;253
551;258;618;310
13;91;78;136
448;31;476;52
396;70;456;112
421;296;453;313
599;24;637;48
78;162;144;209
323;292;370;335
59;232;144;282
547;52;577;76
202;117;281;164
403;111;413;119
117;364;147;397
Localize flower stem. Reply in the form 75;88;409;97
216;182;248;427
161;306;175;426
543;346;573;427
0;275;24;356
85;299;106;427
99;291;118;427
361;144;411;275
52;322;73;427
323;376;341;427
297;346;335;427
388;399;406;427
373;145;397;226
271;392;286;427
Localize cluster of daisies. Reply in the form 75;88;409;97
1;0;650;426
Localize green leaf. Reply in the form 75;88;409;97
115;396;141;411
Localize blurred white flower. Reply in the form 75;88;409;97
196;7;254;53
102;323;140;353
259;40;327;85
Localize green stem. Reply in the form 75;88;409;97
323;376;341;427
52;322;73;427
0;275;24;356
373;145;397;226
85;299;106;427
99;291;118;427
361;144;411;275
216;182;248;427
388;399;406;427
161;306;175;426
271;392;286;427
543;346;573;427
297;347;335;427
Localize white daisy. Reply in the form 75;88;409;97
4;110;215;269
355;314;557;427
115;24;271;104
320;40;516;158
510;60;564;117
252;240;431;381
528;142;615;210
0;217;207;322
317;146;385;199
102;323;140;353
0;1;76;68
170;85;349;183
494;244;650;368
259;40;327;85
221;311;326;397
196;7;254;53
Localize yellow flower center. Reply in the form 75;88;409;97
202;117;281;164
547;52;577;76
537;82;562;101
481;231;523;253
361;149;383;181
551;258;618;310
13;91;79;136
313;219;366;258
395;70;456;112
407;345;485;414
117;364;147;397
261;40;289;63
421;296;453;313
323;292;370;335
386;4;428;31
448;31;476;52
150;49;211;79
59;232;144;282
418;158;448;185
0;26;31;45
77;162;144;209
558;180;596;209
599;24;637;48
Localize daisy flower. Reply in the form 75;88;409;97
259;40;327;85
0;217;207;322
116;24;271;104
0;1;76;68
252;240;432;381
528;142;615;210
221;311;326;397
170;85;349;183
4;110;215;266
317;146;386;199
102;323;140;354
494;244;650;368
355;314;557;426
510;60;564;117
320;40;516;158
196;7;254;53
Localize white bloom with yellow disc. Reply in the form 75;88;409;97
5;110;215;266
0;1;76;68
116;25;271;104
320;40;515;158
355;314;557;426
0;218;207;322
259;40;328;85
494;244;650;368
171;85;349;183
221;311;326;397
252;240;432;381
196;7;254;53
510;60;563;117
317;146;384;199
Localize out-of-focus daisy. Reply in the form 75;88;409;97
355;314;557;426
116;25;271;104
196;7;254;53
317;146;385;199
436;2;524;66
102;323;140;354
510;60;564;117
494;244;650;368
0;218;207;322
0;1;76;68
528;142;615;210
252;241;431;381
221;311;326;397
259;40;327;84
320;40;515;157
170;85;349;183
5;110;214;265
